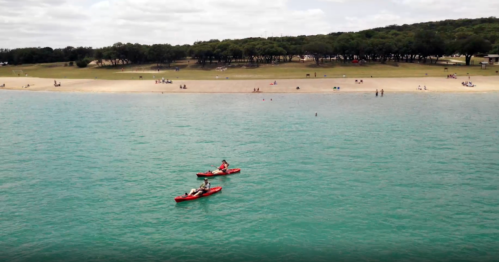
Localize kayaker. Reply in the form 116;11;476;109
212;160;229;175
187;178;211;197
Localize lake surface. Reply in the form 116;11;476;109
1;91;498;262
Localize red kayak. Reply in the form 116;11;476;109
197;169;241;177
174;187;222;203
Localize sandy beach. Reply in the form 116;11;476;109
1;76;498;93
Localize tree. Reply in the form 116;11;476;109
490;43;499;54
0;48;9;62
335;34;354;63
190;44;213;66
243;43;259;63
63;46;76;61
172;45;187;62
414;30;446;63
458;35;492;65
303;42;331;65
147;44;173;67
228;44;243;63
73;47;93;61
76;58;92;68
123;43;147;64
2;17;499;67
255;41;286;63
371;39;395;63
94;49;104;66
102;47;119;66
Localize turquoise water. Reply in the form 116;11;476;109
1;91;499;262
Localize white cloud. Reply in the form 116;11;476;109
392;0;499;12
0;0;496;48
85;0;331;46
343;11;409;31
0;0;331;48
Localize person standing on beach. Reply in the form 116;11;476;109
381;89;384;97
376;89;379;97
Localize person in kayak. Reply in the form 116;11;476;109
212;160;229;174
186;178;211;197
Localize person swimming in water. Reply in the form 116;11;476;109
212;160;229;175
186;178;211;197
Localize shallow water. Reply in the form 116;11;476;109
1;91;499;262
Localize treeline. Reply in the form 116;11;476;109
0;44;189;68
1;17;499;67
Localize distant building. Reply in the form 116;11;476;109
484;54;499;65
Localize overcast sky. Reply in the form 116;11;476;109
1;0;498;48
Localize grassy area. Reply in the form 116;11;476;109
1;59;497;80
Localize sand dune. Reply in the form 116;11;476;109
1;76;498;93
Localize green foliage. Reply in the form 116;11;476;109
148;44;173;65
2;17;498;66
458;35;493;65
303;42;331;65
76;58;92;68
490;43;499;54
94;49;104;66
413;30;446;63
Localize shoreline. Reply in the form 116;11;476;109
1;76;498;94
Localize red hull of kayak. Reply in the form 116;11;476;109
174;187;222;203
197;169;241;177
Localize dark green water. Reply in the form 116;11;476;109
1;91;498;262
